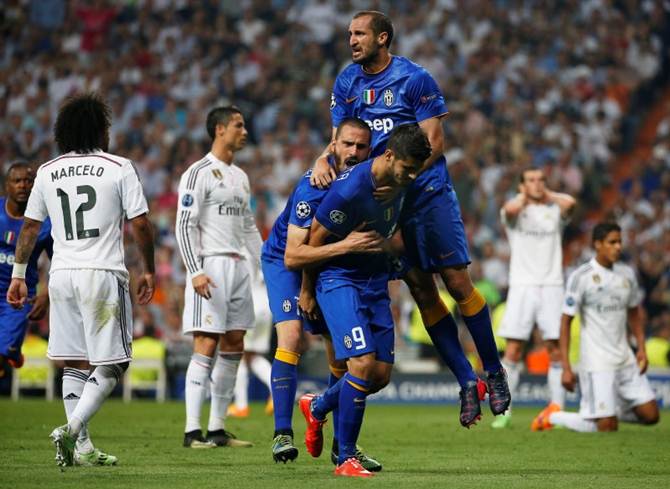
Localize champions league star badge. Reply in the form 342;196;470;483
329;210;347;225
181;194;194;207
296;201;311;219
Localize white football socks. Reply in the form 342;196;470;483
208;352;242;432
233;361;250;410
62;367;94;452
249;355;272;390
501;359;522;413
70;364;124;437
184;353;213;433
549;411;597;432
547;362;566;408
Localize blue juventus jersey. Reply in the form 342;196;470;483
262;170;329;262
331;56;451;193
0;198;53;295
314;160;403;289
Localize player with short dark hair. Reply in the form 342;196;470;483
176;106;259;449
495;167;576;429
7;92;156;467
0;162;52;377
532;222;660;432
299;124;429;478
263;117;383;469
311;10;509;427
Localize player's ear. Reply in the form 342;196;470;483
378;32;388;48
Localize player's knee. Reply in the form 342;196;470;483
276;322;303;353
369;371;392;394
639;404;660;425
347;354;375;378
440;267;473;301
597;418;618;432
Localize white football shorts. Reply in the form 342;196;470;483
182;255;255;335
579;364;656;419
498;285;563;341
47;269;133;365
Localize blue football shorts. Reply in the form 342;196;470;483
316;282;394;363
401;186;471;273
0;301;31;361
261;256;328;335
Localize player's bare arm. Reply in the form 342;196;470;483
6;217;42;308
129;213;156;305
297;218;332;319
502;193;528;219
27;287;49;320
545;190;577;218
628;304;648;373
559;313;577;391
417;115;447;172
310;127;339;189
284;223;383;271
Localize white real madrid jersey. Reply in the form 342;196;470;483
25;150;149;273
502;202;564;286
563;258;643;371
176;152;261;276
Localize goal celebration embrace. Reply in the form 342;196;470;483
1;3;668;487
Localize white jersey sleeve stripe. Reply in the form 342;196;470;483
178;210;199;274
186;160;212;190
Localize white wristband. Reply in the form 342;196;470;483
12;263;27;280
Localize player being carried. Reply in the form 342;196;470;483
493;167;576;429
1;162;51;379
262;117;383;470
299;123;430;478
532;222;660;432
7;93;156;467
311;10;509;426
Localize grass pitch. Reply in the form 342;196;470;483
0;399;668;489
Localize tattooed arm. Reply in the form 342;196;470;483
7;217;43;308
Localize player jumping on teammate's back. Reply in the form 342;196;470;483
300;124;430;477
310;10;510;426
531;222;659;432
7;93;156;467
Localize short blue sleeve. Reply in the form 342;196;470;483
315;189;358;238
405;68;448;123
288;179;323;229
331;73;353;128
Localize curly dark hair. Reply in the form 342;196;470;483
54;92;111;154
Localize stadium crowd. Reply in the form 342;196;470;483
1;0;669;383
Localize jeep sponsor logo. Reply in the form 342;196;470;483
365;118;394;134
